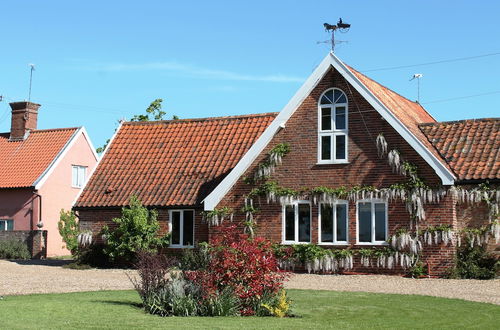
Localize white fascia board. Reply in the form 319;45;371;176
33;127;84;190
80;127;100;162
329;53;455;185
203;54;333;210
71;121;123;207
204;52;455;210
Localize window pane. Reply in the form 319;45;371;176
78;167;85;187
285;205;295;241
321;108;332;130
6;220;13;231
72;166;78;186
171;211;181;245
336;204;347;241
321;90;334;104
298;204;310;242
336;92;347;104
358;202;372;242
335;107;346;130
335;135;346;160
321;136;331;160
320;204;333;242
0;220;5;231
183;211;194;246
375;203;386;241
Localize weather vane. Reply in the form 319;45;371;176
318;18;351;52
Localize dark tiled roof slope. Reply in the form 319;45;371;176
0;128;79;188
419;118;499;181
75;113;277;208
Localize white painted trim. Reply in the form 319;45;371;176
203;54;333;210
204;52;455;211
80;127;100;162
329;53;455;185
168;209;195;248
71;122;122;207
356;199;388;245
318;200;349;244
33;128;82;190
281;200;312;244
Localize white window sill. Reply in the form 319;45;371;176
355;242;389;246
316;161;350;165
281;241;311;245
169;245;195;249
318;242;349;246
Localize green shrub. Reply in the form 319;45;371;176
77;244;111;268
407;261;427;278
448;245;499;280
178;243;210;271
58;210;79;255
0;240;31;259
102;195;170;265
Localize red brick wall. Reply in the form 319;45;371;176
214;67;456;276
77;207;209;247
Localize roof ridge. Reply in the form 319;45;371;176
419;117;500;127
0;127;80;135
123;112;279;125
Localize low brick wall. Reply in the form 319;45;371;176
0;230;47;259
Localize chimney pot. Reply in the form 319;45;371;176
9;101;41;141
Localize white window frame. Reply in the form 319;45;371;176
356;199;388;245
71;165;87;188
282;200;312;244
317;88;349;164
168;209;195;248
318;201;349;245
0;219;13;231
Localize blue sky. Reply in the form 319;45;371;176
1;0;499;148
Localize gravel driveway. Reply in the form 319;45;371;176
1;260;499;305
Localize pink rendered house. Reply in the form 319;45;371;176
0;101;98;257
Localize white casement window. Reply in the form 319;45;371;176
357;199;388;245
71;165;87;188
319;201;348;244
0;219;13;231
283;201;311;244
318;88;348;164
169;210;195;248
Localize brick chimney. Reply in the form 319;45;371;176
9;101;41;141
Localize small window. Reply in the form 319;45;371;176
283;202;311;244
169;210;195;247
72;165;87;188
319;202;348;244
318;88;348;163
0;219;14;231
357;200;387;244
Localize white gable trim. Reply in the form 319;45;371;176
204;53;455;210
71;121;123;207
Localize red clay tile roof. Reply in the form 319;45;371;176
345;66;454;174
419;118;499;181
0;128;79;188
75;113;277;208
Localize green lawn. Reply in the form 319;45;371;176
0;290;498;329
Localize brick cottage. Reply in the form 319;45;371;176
74;53;499;276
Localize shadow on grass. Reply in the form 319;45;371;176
94;300;143;309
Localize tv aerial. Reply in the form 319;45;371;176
318;18;351;52
410;73;423;103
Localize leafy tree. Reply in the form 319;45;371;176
58;210;79;255
102;195;169;264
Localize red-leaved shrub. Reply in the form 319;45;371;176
185;225;288;315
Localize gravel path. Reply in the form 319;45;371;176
1;260;499;305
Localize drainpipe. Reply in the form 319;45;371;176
33;192;43;229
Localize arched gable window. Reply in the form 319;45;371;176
318;88;348;163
